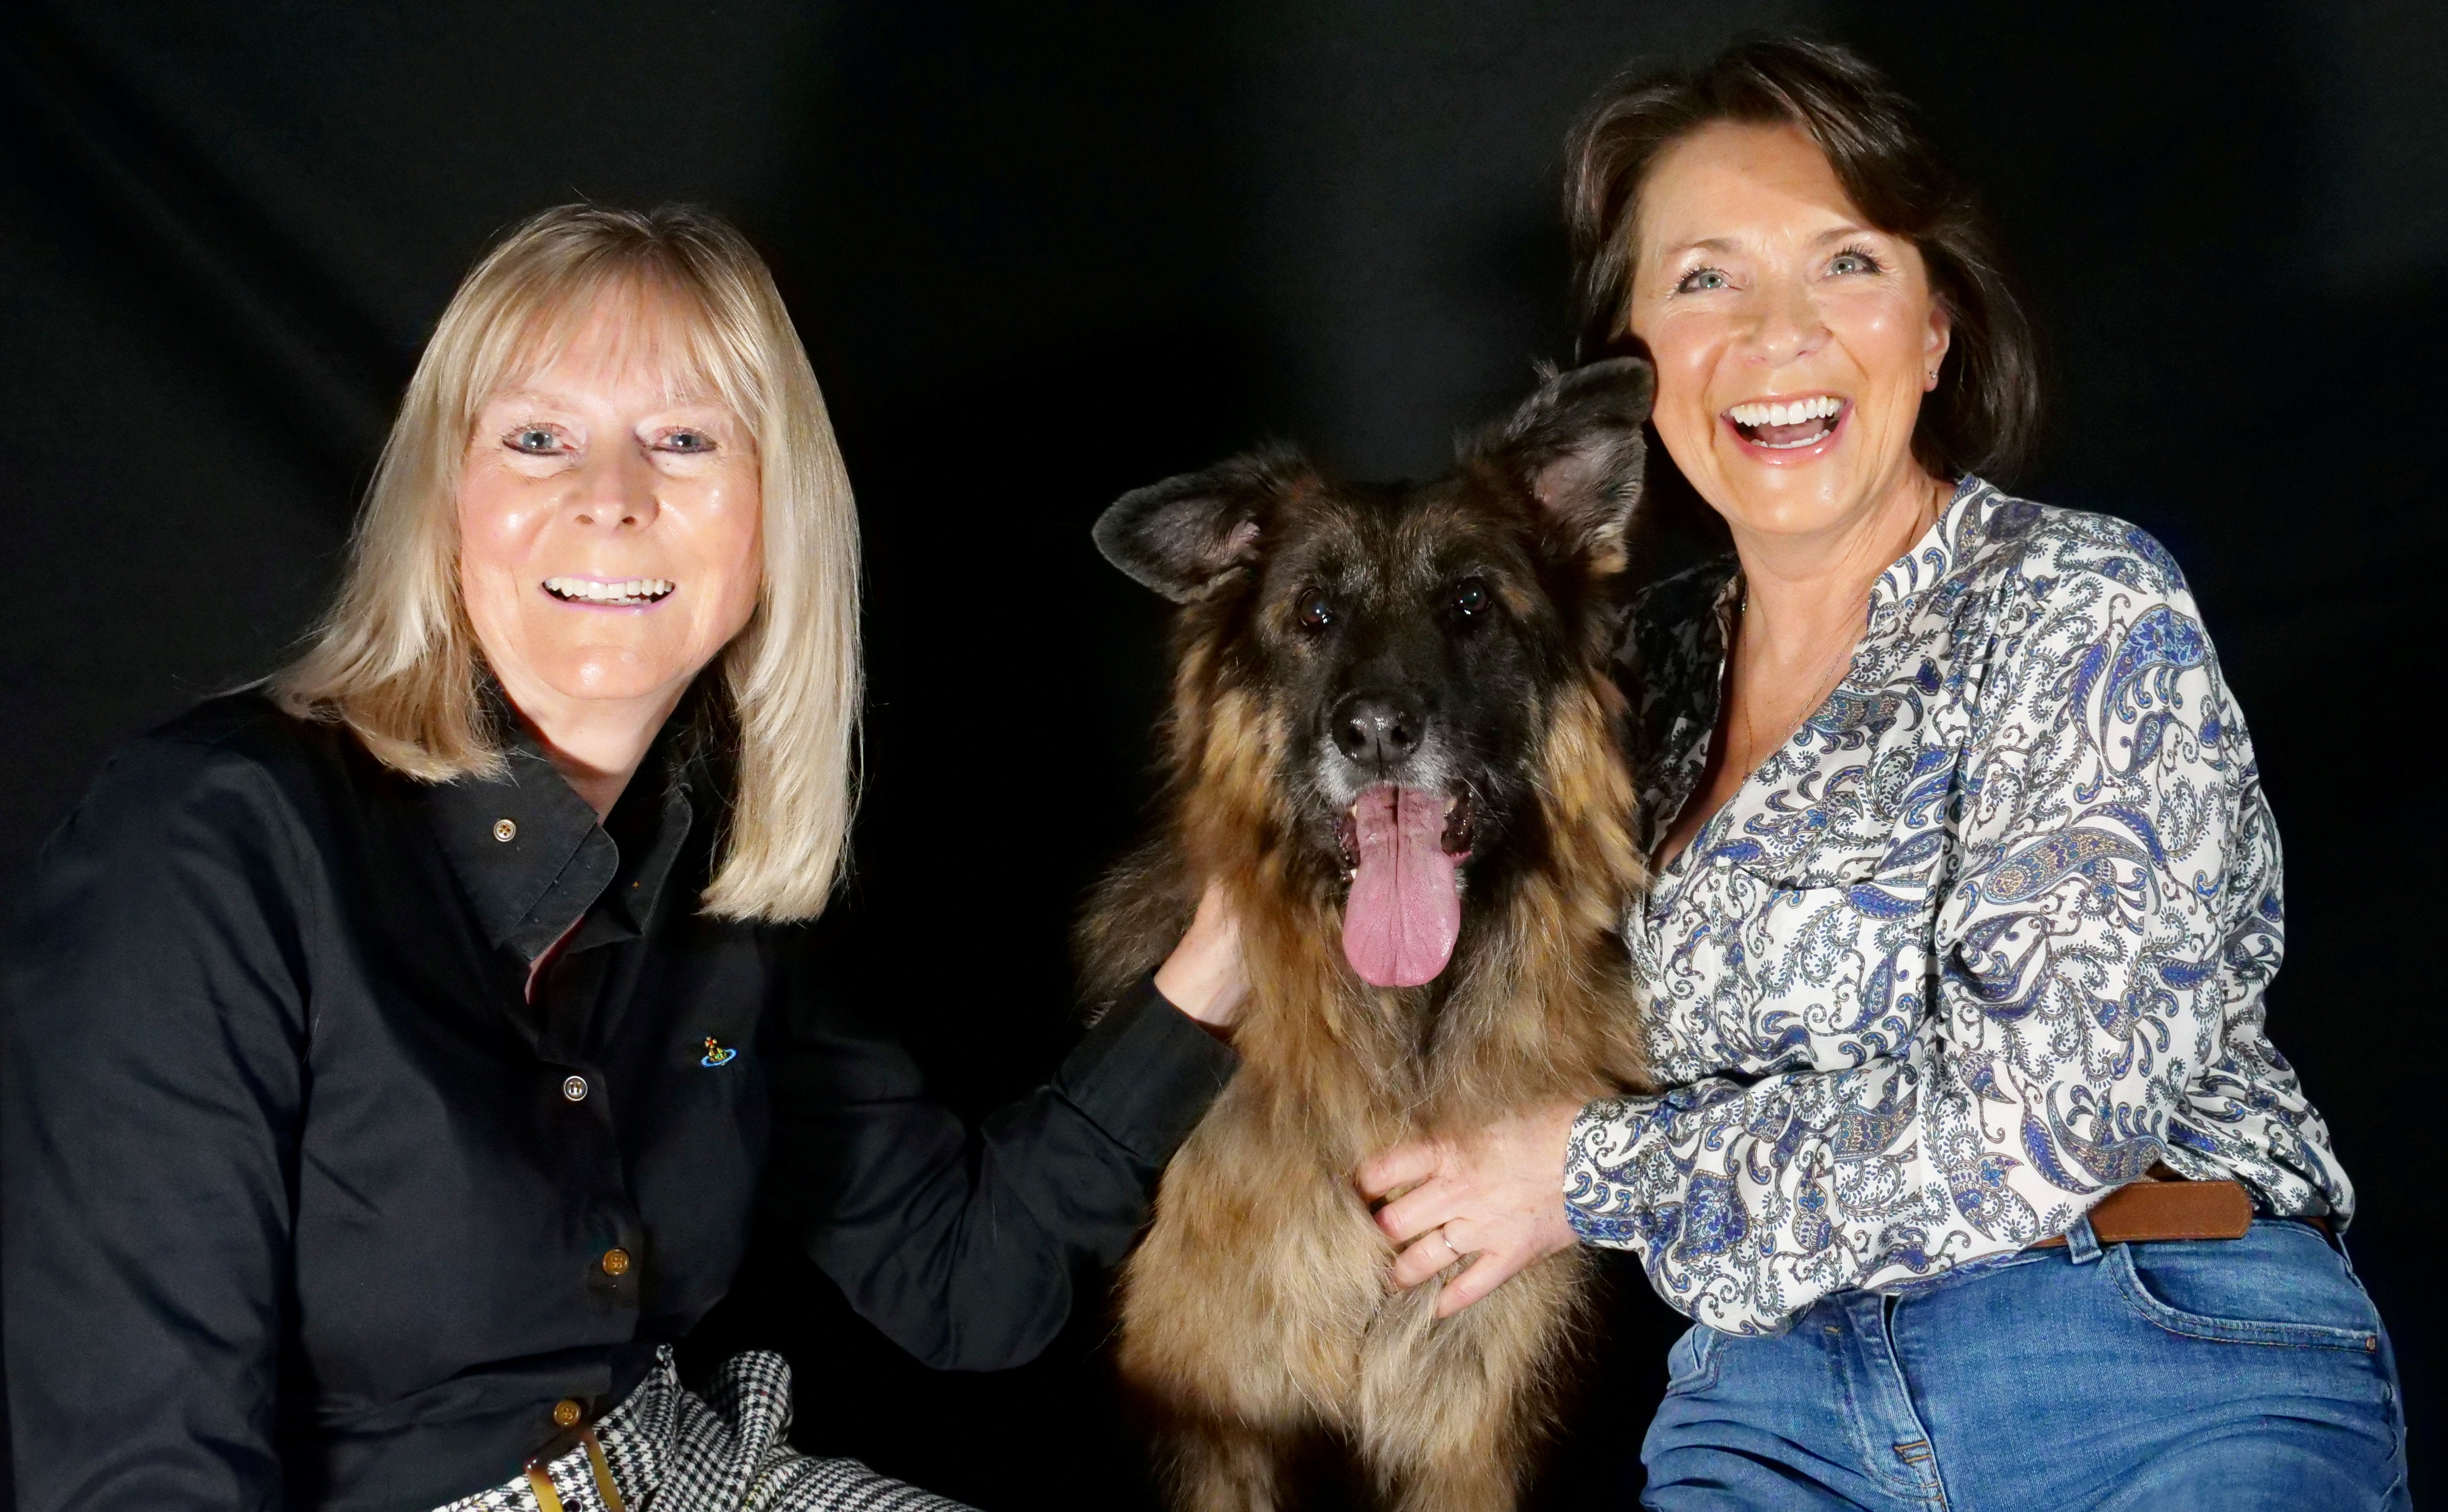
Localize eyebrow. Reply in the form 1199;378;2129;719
1663;237;1741;260
1658;223;1882;262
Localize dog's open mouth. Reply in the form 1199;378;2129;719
1334;785;1473;989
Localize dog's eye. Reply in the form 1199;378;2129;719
1450;579;1489;619
1298;592;1336;632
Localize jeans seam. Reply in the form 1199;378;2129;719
1879;1295;1951;1509
2104;1242;2382;1351
1831;1300;1942;1502
1825;1311;1903;1497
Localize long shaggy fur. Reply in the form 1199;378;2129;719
1081;361;1655;1512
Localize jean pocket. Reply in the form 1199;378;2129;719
1664;1323;1721;1394
2106;1233;2382;1352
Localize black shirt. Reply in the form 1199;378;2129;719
2;695;1235;1511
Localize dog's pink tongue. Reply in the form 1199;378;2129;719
1343;785;1462;988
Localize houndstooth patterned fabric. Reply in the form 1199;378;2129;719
437;1349;974;1512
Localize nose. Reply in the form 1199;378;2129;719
1747;271;1828;370
571;446;660;530
1332;691;1425;769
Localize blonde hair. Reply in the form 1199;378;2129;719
273;204;860;921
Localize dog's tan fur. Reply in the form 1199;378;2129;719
1081;531;1650;1511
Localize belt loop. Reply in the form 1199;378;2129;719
2063;1213;2103;1265
2327;1221;2359;1270
581;1428;627;1512
524;1464;568;1512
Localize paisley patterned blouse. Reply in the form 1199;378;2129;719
1563;478;2350;1335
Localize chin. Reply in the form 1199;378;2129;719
539;649;699;705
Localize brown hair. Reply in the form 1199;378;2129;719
1567;36;2040;481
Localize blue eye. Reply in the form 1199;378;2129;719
1675;266;1731;293
659;429;714;453
1829;246;1884;276
509;427;563;454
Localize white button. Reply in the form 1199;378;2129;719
561;1075;588;1102
492;818;518;842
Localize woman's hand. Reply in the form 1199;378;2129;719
1357;1099;1585;1317
1153;881;1248;1031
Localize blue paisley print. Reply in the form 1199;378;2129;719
1566;479;2349;1335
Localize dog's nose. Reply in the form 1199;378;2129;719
1332;692;1424;768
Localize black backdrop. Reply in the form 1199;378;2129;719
2;2;2440;1504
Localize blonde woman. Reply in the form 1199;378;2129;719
3;205;1246;1512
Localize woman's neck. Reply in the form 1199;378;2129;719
496;671;692;820
1728;469;1951;668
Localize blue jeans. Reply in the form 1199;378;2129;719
1641;1219;2408;1510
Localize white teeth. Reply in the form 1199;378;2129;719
544;576;675;604
1728;395;1843;429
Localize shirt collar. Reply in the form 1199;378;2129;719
422;698;703;963
1633;475;1990;855
1866;473;1988;627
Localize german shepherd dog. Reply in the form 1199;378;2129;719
1080;358;1657;1511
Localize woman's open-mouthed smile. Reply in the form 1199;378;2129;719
1722;392;1850;459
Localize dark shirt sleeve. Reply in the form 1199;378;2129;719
4;738;309;1511
759;957;1237;1372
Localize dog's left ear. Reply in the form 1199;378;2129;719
1477;356;1654;571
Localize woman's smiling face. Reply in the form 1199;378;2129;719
458;281;764;725
1626;121;1951;541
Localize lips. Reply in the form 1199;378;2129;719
1725;394;1847;451
543;576;674;608
1337;785;1473;988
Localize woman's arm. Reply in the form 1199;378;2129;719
3;738;311;1510
759;888;1242;1371
1375;554;2275;1334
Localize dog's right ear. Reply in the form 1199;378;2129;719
1477;356;1655;572
1093;446;1316;603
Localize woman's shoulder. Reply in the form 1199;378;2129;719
136;688;331;754
111;689;358;797
1942;480;2199;619
47;693;367;881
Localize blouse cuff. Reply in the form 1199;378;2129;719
1563;1091;1672;1248
1050;974;1240;1166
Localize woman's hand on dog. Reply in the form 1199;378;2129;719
1153;880;1249;1033
1358;1100;1585;1317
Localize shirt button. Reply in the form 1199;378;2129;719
552;1397;583;1428
600;1247;632;1277
561;1074;588;1102
492;818;518;842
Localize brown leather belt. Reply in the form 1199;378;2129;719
2029;1166;2283;1250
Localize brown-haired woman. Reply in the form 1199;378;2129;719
3;204;1247;1511
1359;39;2406;1508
